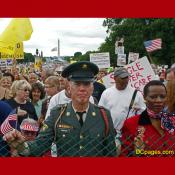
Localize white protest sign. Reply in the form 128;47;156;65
126;56;155;93
6;59;13;66
0;59;6;67
115;46;124;55
90;52;110;68
117;54;126;66
102;72;115;88
128;52;139;64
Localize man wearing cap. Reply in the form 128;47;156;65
99;67;146;137
3;61;117;157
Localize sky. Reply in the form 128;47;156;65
0;18;108;57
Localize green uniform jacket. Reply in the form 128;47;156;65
27;102;117;157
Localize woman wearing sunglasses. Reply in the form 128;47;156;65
5;80;38;128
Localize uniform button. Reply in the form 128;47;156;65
80;134;83;139
80;145;83;149
62;134;66;137
97;134;100;137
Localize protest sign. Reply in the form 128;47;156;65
128;52;139;64
0;59;6;67
115;46;124;55
102;72;115;88
117;54;126;66
90;52;110;68
34;56;42;71
0;42;24;59
103;56;156;92
126;56;155;92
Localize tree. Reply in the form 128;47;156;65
17;52;35;63
99;18;175;67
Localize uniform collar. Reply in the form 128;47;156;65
138;110;152;125
72;103;89;113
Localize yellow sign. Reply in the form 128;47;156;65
34;56;42;71
0;18;33;59
0;42;24;59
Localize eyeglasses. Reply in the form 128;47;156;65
19;88;30;92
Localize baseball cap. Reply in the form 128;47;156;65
20;118;39;132
114;67;130;78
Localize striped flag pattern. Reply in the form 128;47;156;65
144;38;162;52
0;109;17;135
20;118;39;132
51;47;57;51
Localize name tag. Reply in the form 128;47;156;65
57;124;73;129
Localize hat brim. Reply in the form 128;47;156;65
118;73;130;78
62;61;99;79
69;77;94;82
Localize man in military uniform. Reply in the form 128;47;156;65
3;61;117;157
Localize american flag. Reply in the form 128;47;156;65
0;109;17;135
144;38;162;52
51;47;57;51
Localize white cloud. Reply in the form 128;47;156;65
0;18;107;57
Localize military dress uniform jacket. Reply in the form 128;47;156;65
26;102;117;157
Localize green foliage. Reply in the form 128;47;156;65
99;18;175;67
17;52;35;63
74;52;82;58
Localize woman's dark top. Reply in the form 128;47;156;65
5;99;38;126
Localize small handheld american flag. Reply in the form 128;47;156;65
144;38;162;52
0;109;17;135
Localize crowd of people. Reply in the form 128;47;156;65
0;61;175;157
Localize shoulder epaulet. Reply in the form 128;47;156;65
51;104;68;112
56;103;68;109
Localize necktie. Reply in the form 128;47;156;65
76;111;86;126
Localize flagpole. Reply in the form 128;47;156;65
15;108;18;130
147;52;154;64
58;39;60;58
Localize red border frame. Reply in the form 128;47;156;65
0;0;174;17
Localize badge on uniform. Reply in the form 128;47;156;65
92;112;96;117
66;112;70;116
41;123;48;131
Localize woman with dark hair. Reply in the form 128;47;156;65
120;80;175;157
29;82;46;118
166;79;175;114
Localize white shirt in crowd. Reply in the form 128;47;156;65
45;89;94;119
98;85;146;133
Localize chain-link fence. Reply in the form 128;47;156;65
1;132;175;157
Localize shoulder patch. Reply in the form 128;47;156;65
40;122;48;131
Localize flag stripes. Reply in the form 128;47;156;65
0;110;17;135
144;38;162;52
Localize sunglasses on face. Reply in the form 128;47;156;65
19;88;30;92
